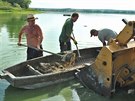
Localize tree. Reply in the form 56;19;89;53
2;0;31;8
19;0;31;9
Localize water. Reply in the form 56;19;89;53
0;12;135;101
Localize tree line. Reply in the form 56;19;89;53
0;0;31;9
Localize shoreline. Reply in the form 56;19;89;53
0;8;135;15
0;9;44;14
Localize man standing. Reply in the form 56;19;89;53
59;12;79;52
18;14;44;60
90;28;117;46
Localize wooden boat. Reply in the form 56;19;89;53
0;47;101;89
63;14;71;16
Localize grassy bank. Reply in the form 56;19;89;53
0;0;43;14
0;8;44;14
0;9;44;14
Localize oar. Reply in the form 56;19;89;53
72;32;81;57
19;44;67;61
19;44;76;62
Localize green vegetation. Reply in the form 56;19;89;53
0;8;43;14
0;0;42;14
1;0;31;9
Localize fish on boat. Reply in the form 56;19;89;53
0;47;101;89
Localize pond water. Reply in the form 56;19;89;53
0;12;135;101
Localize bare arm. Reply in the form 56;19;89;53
36;25;43;45
18;26;25;45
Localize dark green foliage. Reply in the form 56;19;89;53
1;0;31;9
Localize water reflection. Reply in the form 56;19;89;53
0;14;28;68
4;80;79;101
4;79;135;101
74;87;135;101
0;14;26;38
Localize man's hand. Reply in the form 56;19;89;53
17;43;22;46
73;40;78;45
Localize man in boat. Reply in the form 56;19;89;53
17;14;44;60
59;12;79;52
90;28;117;46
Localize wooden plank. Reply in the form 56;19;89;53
26;65;43;75
3;71;16;78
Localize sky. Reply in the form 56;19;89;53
30;0;135;10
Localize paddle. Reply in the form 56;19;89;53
72;32;81;57
19;43;63;57
19;43;74;62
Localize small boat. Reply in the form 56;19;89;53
0;47;101;89
63;14;71;16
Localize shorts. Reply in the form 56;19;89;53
59;41;71;52
27;45;43;60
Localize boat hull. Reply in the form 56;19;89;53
0;47;101;89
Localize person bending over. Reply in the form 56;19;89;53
90;28;117;46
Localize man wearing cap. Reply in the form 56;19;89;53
90;28;117;46
18;14;44;60
59;12;79;52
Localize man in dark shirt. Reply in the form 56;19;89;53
59;12;79;52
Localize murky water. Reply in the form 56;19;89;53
0;12;135;101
